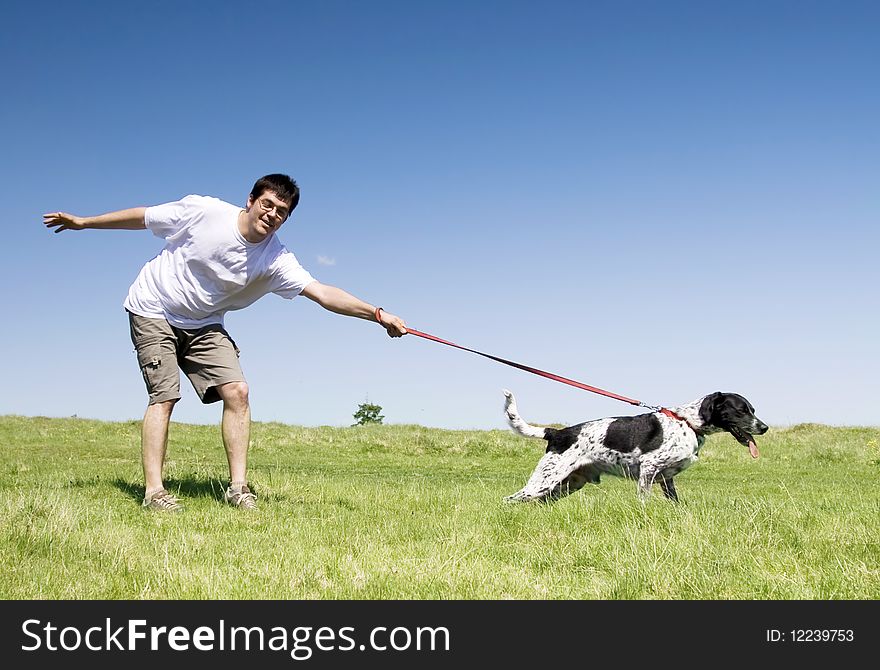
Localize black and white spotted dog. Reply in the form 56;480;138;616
503;389;768;502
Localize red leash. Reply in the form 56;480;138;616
405;326;645;405
375;308;691;422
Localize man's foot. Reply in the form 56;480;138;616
225;485;257;510
142;489;182;512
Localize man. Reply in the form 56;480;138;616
44;174;407;511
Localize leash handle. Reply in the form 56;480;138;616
405;327;644;407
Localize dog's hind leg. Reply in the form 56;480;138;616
505;449;586;502
659;476;679;503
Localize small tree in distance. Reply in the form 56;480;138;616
353;400;384;426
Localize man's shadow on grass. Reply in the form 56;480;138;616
110;477;301;506
112;477;225;503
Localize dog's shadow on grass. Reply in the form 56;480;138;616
112;477;225;503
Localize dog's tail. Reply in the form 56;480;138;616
503;390;548;439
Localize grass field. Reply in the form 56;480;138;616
1;415;877;599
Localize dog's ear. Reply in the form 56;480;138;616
698;392;724;426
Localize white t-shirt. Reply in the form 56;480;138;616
124;194;316;329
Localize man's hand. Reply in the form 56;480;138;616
376;309;407;338
43;211;87;233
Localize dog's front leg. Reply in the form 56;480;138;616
637;466;658;501
659;476;679;502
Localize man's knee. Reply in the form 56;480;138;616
218;381;249;408
146;398;177;417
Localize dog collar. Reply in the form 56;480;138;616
659;407;698;433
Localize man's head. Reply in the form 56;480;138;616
249;173;300;213
240;173;300;243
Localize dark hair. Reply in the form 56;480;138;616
250;173;300;212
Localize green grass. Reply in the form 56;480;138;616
1;415;878;599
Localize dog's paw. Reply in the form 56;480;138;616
504;488;537;503
505;492;554;504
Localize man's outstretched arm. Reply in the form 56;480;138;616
43;207;147;233
301;281;407;338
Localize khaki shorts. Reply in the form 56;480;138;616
127;311;245;405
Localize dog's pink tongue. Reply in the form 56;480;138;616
748;440;760;459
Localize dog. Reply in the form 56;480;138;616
503;389;768;502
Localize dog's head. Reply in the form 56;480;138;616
697;392;768;458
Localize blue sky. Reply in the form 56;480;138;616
1;0;877;429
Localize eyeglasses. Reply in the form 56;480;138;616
257;197;290;219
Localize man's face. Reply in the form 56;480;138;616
241;190;292;242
